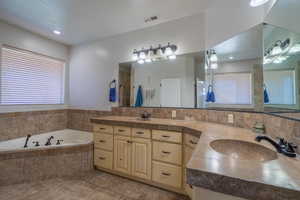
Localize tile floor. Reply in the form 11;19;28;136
0;171;189;200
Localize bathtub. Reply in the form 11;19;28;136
0;129;94;186
0;129;93;152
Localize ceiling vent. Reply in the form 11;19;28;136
144;16;158;23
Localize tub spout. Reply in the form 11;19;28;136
24;134;31;148
45;136;54;146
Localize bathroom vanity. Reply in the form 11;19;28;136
91;116;300;200
91;116;199;197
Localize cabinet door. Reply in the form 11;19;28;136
131;138;151;180
114;136;131;174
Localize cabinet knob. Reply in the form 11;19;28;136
136;132;144;135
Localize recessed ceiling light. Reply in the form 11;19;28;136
250;0;270;7
53;30;61;35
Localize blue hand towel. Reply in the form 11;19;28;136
264;87;269;103
206;85;216;103
135;85;143;107
109;87;116;102
109;80;116;102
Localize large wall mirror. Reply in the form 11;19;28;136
263;0;300;119
204;25;263;111
119;52;205;108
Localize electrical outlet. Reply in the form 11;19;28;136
172;110;177;119
228;114;234;124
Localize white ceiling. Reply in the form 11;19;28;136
0;0;215;45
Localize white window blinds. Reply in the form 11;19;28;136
0;46;65;105
214;73;252;104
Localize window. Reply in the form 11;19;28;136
213;73;252;104
264;70;295;105
0;46;65;105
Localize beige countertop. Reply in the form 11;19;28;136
91;116;300;200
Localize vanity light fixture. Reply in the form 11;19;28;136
132;43;178;64
250;0;270;7
273;56;289;64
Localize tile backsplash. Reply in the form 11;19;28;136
0;110;68;141
0;108;299;153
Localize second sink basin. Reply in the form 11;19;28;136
210;139;278;162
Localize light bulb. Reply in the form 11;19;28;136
138;59;145;64
165;46;173;56
210;51;218;62
132;51;138;61
139;51;146;59
250;0;270;7
145;58;152;63
53;30;61;35
156;48;163;58
289;44;300;54
271;44;282;56
211;63;218;69
168;55;176;60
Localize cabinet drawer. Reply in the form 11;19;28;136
152;161;182;188
152;130;182;144
114;126;131;136
153;141;182;165
94;124;113;134
94;149;113;170
132;128;151;139
184;134;199;149
94;133;113;151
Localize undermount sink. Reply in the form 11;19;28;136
210;139;278;162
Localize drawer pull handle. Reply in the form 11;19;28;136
118;129;125;132
99;157;106;160
99;140;105;143
161;151;171;154
161;172;171;176
99;128;106;130
136;132;144;135
162;135;170;138
190;140;197;145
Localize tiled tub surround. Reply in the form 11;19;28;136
0;109;68;142
0;129;93;186
91;116;300;200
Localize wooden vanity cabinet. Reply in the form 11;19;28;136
114;135;132;174
93;124;196;196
